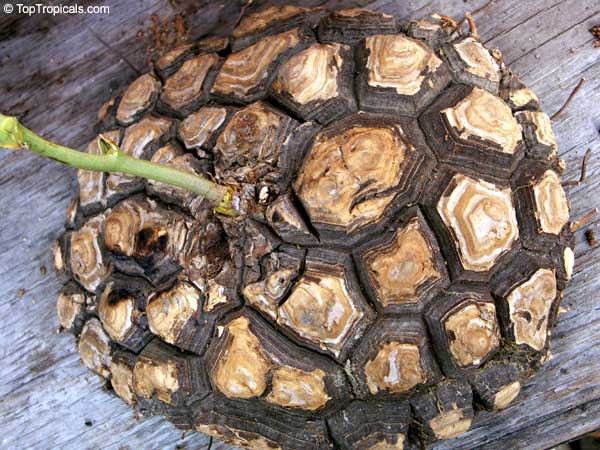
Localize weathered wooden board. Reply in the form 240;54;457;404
0;0;599;449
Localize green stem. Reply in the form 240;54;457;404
0;114;237;215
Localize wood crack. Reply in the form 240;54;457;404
43;0;142;75
85;26;142;76
483;0;563;46
507;9;600;67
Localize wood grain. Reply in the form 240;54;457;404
1;0;599;449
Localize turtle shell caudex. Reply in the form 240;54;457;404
54;5;574;450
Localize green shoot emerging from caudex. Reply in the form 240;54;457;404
0;113;237;216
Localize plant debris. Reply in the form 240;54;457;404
585;229;596;247
465;12;480;39
563;148;592;187
455;0;496;34
551;78;586;120
147;14;190;59
490;48;503;62
571;208;599;232
16;288;26;298
591;25;600;47
433;13;458;32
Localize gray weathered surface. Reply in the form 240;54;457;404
0;0;599;449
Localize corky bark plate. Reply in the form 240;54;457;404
54;5;574;450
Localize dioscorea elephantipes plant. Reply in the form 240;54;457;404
0;5;578;450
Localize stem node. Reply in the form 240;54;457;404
0;114;23;149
